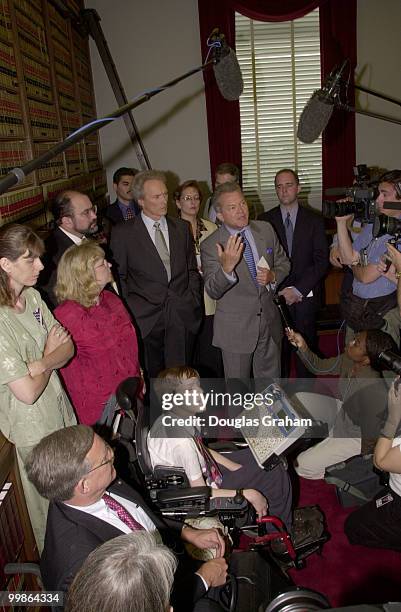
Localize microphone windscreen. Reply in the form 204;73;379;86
213;47;244;101
297;91;334;144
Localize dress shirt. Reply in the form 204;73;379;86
59;227;84;245
117;199;140;219
141;212;170;251
351;223;398;299
66;490;160;538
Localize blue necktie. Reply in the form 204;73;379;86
285;212;294;256
240;230;257;283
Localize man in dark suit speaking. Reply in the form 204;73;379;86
110;170;202;378
258;169;329;377
201;182;290;380
25;426;228;611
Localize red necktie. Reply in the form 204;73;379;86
102;493;144;531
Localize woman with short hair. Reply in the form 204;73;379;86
55;241;141;425
0;224;76;550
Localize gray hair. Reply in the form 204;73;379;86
66;532;177;612
211;181;242;212
25;426;94;501
131;170;167;202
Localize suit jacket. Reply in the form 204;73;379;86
104;199;140;225
38;227;75;309
41;479;206;609
258;205;329;304
110;215;202;338
200;221;290;352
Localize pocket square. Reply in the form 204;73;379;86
266;248;273;254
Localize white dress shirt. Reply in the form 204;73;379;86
141;212;170;251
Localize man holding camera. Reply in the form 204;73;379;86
336;170;401;334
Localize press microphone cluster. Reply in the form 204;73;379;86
297;60;349;144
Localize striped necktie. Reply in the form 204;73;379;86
285;212;294;256
193;435;223;487
102;493;144;531
240;230;257;283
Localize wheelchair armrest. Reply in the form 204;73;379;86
156;486;211;504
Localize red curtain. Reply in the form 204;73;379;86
198;0;357;193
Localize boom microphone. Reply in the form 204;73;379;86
210;28;244;101
297;60;349;144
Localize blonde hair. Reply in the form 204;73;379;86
55;241;105;307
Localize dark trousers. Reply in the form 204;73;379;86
282;300;319;379
219;448;293;531
344;486;401;551
193;315;224;378
143;312;195;378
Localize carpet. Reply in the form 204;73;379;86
288;477;401;607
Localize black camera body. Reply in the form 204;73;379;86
322;164;378;222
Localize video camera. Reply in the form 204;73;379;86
373;214;401;242
322;164;377;222
378;351;401;376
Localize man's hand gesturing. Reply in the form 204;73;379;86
216;234;244;274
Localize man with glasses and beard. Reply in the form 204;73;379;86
38;190;98;308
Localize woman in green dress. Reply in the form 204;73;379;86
0;224;76;551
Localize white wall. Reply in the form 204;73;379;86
89;0;401;204
356;0;401;170
89;0;211;201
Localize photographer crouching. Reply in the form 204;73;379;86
335;170;401;338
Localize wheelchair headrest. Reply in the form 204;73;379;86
134;403;153;479
116;377;140;414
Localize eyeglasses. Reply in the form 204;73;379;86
182;195;201;202
78;204;97;218
87;443;114;474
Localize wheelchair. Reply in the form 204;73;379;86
110;377;329;571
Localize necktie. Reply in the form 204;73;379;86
285;212;294;256
193;435;223;487
102;493;144;531
125;207;135;220
153;221;171;281
240;230;257;283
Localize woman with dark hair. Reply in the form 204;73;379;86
287;327;397;479
0;224;76;550
174;180;222;376
54;241;142;425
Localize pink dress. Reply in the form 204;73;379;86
55;290;140;425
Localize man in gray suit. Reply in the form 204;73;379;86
200;182;290;379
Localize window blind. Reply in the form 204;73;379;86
235;9;322;212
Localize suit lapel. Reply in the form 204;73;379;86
135;216;169;281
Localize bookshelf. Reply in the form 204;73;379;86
0;0;107;229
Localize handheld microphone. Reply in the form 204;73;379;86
273;295;294;331
378;350;401;375
209;28;244;101
297;59;349;144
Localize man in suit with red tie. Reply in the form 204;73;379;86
258;169;329;378
110;170;202;378
25;425;274;612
